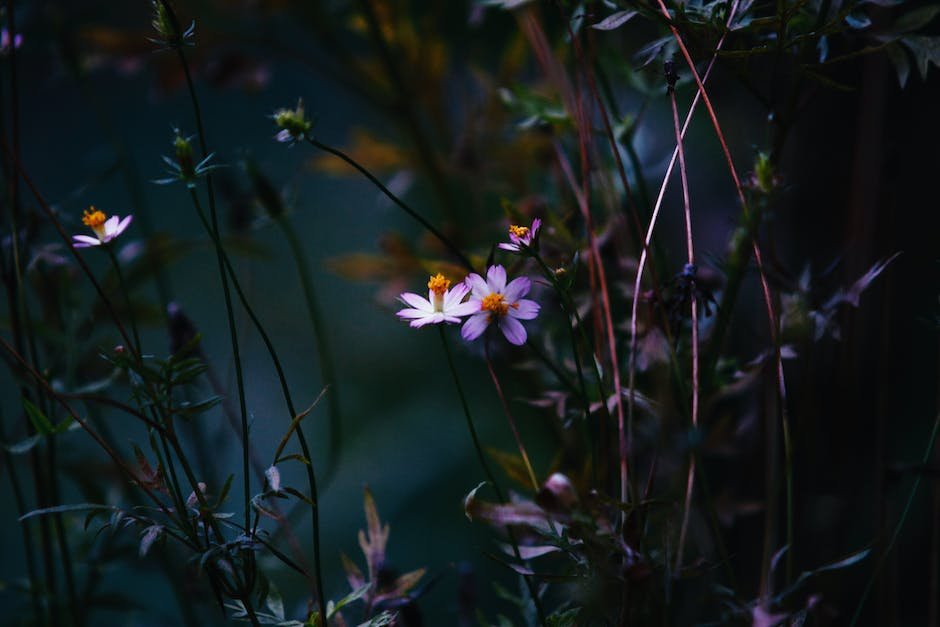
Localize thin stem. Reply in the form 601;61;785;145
437;327;547;627
305;137;473;272
850;409;940;625
106;246;142;353
483;339;539;491
276;216;342;485
670;84;700;573
187;192;325;614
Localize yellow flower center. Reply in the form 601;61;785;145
82;207;107;229
427;273;451;296
509;224;530;239
481;293;509;317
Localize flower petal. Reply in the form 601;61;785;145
449;300;481;317
500;316;527;345
72;235;101;247
411;313;443;327
443;283;469;308
465;273;489;298
103;215;120;235
509;298;540;320
486;265;507;292
397;308;431;320
114;215;133;237
461;313;490;341
498;242;520;252
399;292;433;312
503;276;531;302
530;217;541;235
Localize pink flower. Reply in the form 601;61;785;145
72;207;133;248
497;218;541;253
397;273;478;328
461;265;540;345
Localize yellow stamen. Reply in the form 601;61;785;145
427;273;451;296
481;293;509;317
82;207;107;229
508;224;530;239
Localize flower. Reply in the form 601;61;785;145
498;218;541;253
72;207;133;248
397;273;478;328
272;99;313;145
461;265;539;345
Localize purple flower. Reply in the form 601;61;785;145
397;273;478;328
498;218;541;253
72;207;133;248
461;265;540;346
0;29;22;56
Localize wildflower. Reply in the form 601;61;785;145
461;265;539;345
272;99;313;144
397;273;477;328
72;207;133;248
498;218;541;253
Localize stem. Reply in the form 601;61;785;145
305;137;473;272
275;216;342;485
483;339;539;491
437;328;547;627
106;247;142;353
187;193;325;614
850;409;940;625
670;84;700;573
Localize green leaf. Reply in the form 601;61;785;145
901;35;940;79
20;503;116;522
895;4;940;33
273;388;328;463
22;398;55;435
327;583;370;618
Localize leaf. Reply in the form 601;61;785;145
20;503;116;522
901;35;940;79
486;449;533;488
885;42;911;88
340;552;366;590
265;582;285;620
139;525;163;557
327;583;370;618
359;487;390;581
465;493;549;528
22;398;55;435
2;434;42;455
547;608;581;626
390;568;426;595
844;12;872;29
273;388;329;463
894;5;940;33
354;611;397;627
592;10;637;31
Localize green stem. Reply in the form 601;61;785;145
106;247;142;353
275;216;342;485
188;194;326;615
305;137;473;272
850;409;940;625
437;327;548;627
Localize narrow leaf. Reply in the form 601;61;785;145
592;10;637;30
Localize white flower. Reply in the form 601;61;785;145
461;265;540;346
397;273;478;328
72;207;133;248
